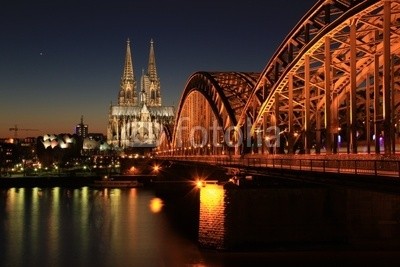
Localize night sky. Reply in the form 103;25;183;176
0;0;316;138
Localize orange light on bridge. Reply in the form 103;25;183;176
129;166;135;173
152;165;160;172
195;179;206;188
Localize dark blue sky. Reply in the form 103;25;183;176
0;0;316;137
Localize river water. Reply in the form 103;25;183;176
0;187;205;267
1;184;400;266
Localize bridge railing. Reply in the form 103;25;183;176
157;155;400;178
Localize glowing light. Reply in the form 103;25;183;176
129;166;135;173
42;140;51;149
149;197;164;213
60;142;68;149
195;179;206;188
65;135;74;143
50;139;58;148
152;165;160;172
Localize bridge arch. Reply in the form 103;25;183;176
169;71;259;156
156;124;174;154
238;0;400;155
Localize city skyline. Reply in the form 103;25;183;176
0;0;316;138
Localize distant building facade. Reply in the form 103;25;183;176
0;137;38;172
75;116;88;138
107;39;174;151
83;133;109;153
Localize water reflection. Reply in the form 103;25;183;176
199;184;349;250
149;197;164;213
198;184;225;249
2;184;400;266
198;183;400;254
0;187;182;267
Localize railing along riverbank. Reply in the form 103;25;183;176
156;154;400;178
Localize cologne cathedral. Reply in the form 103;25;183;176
107;39;175;152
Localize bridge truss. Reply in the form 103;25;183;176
158;0;400;157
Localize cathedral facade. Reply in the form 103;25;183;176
107;39;174;151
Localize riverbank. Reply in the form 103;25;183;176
0;176;98;188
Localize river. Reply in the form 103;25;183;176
1;184;400;266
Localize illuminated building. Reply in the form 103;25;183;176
75;116;88;138
107;39;174;152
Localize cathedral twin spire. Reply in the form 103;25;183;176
118;38;161;107
147;39;157;81
118;39;137;106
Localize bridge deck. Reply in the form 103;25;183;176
158;154;400;179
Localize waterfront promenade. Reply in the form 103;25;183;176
3;153;400;190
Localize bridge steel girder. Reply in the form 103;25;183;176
171;71;259;154
157;124;174;155
238;0;400;155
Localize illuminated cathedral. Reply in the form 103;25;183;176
107;39;174;151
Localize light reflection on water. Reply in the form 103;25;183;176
149;197;164;213
0;187;205;267
3;184;400;266
198;184;225;249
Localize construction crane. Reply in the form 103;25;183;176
9;125;39;138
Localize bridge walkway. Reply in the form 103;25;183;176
157;154;400;179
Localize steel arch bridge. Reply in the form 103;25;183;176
157;0;400;157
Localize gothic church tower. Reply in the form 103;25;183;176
140;39;161;106
107;38;174;152
118;39;138;106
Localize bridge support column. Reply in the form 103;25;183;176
288;74;294;154
262;115;267;154
349;21;358;154
324;36;332;154
234;127;240;156
391;57;396;153
316;111;321;154
275;92;282;153
383;0;392;154
346;92;351;154
374;53;381;154
366;74;371;154
304;55;311;154
332;91;339;154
